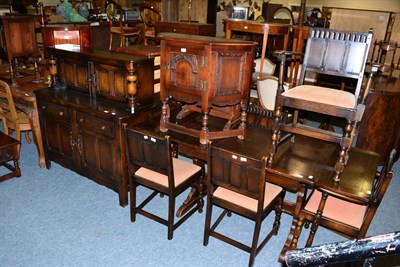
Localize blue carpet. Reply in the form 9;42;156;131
1;136;399;267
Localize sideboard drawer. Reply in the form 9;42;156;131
40;101;71;122
76;112;114;138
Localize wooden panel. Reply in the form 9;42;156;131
178;0;208;23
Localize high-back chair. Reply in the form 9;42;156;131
106;0;141;50
0;80;32;144
203;145;286;267
124;127;204;240
140;2;161;45
299;149;396;247
269;28;379;182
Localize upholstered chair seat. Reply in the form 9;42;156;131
213;182;283;213
134;158;201;188
282;85;356;109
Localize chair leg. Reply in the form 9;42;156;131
333;120;353;182
25;131;32;144
1;120;9;135
249;218;262;267
197;174;204;213
167;195;175;240
109;34;113;50
120;35;124;47
273;198;283;236
203;196;213;246
130;177;137;223
306;192;328;247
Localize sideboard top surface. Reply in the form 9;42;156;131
49;47;153;66
158;32;258;46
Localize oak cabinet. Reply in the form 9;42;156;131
36;47;156;206
159;33;256;144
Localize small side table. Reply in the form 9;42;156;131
0;132;21;182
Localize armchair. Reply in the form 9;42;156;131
269;28;379;182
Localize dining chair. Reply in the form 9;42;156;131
203;145;286;267
140;2;161;45
124;127;204;240
106;0;141;50
299;148;396;248
269;28;379;182
0;80;32;144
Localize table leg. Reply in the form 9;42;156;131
27;107;46;168
279;184;307;262
176;157;206;218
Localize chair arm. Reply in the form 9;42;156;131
360;63;382;104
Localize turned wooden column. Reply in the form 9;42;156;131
298;0;306;26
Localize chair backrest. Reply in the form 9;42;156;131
253;57;276;79
105;0;123;28
299;28;373;101
140;2;161;30
125;128;174;186
256;75;279;111
208;145;266;204
0;80;19;134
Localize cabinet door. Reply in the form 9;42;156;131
161;40;206;104
76;111;120;189
38;100;75;168
58;56;88;93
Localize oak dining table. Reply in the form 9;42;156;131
129;109;380;262
0;65;49;168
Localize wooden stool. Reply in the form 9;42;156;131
0;132;21;182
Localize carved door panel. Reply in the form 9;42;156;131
76;111;119;186
209;45;253;106
38;100;75;168
161;42;206;104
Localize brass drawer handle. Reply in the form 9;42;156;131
59;111;64;116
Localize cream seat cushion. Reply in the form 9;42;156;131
135;158;201;188
282;85;356;109
305;190;367;229
213;182;283;213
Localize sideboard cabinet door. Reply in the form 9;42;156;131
39;100;75;169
